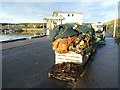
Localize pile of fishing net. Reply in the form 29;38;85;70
95;32;106;48
51;23;97;56
48;23;98;82
48;62;83;82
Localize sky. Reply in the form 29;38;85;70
0;0;119;23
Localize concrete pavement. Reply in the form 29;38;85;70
2;35;46;50
2;34;119;88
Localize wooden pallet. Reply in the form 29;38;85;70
55;51;91;64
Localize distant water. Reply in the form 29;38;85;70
0;33;40;42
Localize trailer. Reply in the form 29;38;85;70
92;22;106;40
48;51;92;83
48;23;97;83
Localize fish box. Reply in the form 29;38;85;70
55;51;91;65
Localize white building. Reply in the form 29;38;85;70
43;11;83;30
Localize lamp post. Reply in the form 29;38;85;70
106;21;108;31
113;19;116;37
113;2;118;37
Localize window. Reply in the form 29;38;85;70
72;14;74;16
68;14;70;17
97;25;103;28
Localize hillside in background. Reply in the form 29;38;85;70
106;18;120;45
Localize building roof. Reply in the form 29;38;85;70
43;16;64;20
53;11;82;14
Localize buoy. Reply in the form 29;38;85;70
80;40;84;46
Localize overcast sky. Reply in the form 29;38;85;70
0;0;119;23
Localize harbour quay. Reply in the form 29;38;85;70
2;33;118;88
